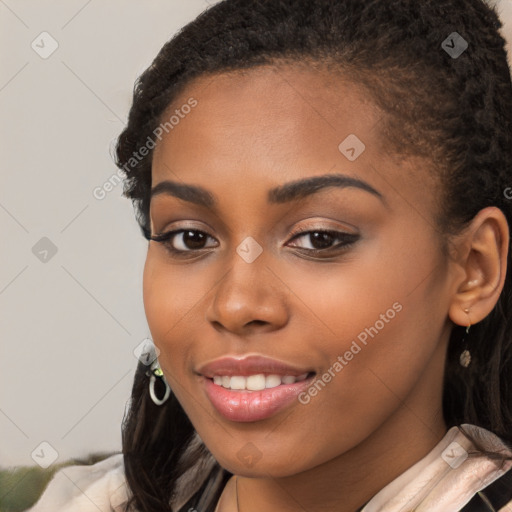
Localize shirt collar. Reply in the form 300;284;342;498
359;424;512;511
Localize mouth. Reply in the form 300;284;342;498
196;354;317;422
201;371;317;422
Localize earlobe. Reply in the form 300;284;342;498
448;207;509;328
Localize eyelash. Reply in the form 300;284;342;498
149;227;360;259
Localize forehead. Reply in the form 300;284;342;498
152;63;384;180
150;63;440;226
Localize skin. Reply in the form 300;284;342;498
143;63;509;512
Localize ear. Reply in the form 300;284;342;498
448;207;509;327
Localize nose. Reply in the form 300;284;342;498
205;248;289;336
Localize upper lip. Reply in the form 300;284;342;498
197;355;314;378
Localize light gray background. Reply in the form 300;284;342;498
1;0;511;469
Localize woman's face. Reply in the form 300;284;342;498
144;64;455;477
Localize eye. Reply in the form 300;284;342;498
149;229;218;256
149;227;360;258
287;229;360;253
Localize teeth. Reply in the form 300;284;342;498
247;374;266;390
230;376;246;390
265;375;281;388
211;373;309;390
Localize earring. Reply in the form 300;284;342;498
459;308;472;368
147;358;171;405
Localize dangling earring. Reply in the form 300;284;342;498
459;308;472;368
147;358;171;405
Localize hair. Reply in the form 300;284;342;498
114;0;512;510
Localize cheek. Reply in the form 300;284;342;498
142;252;200;371
316;257;440;374
143;248;208;326
281;246;445;419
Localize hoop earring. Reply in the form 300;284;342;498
147;359;171;405
459;308;472;368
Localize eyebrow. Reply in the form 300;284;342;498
150;173;384;207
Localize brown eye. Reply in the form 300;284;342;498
177;230;209;250
288;230;360;253
150;229;218;254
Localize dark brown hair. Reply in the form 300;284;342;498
114;0;512;510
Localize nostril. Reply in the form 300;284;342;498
245;320;267;327
247;320;266;327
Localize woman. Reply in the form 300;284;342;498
28;0;512;510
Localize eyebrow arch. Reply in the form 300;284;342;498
150;173;384;207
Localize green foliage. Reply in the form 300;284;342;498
0;452;116;512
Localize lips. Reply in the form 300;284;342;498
197;355;316;422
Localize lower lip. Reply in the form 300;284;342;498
202;374;315;422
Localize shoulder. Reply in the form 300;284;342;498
25;453;131;512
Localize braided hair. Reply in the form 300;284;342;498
114;1;512;510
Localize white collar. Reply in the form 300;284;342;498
361;424;512;511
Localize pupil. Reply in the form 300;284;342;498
184;231;206;249
311;232;334;249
